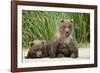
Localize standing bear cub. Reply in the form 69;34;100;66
50;19;78;58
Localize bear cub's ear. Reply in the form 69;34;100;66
70;19;74;23
29;41;34;47
60;19;74;23
60;19;64;23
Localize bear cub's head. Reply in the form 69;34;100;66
59;19;73;37
28;40;46;58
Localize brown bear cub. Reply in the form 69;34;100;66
49;19;78;58
25;40;47;58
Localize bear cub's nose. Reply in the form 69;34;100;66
66;31;69;34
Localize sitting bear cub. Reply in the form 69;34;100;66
49;19;78;58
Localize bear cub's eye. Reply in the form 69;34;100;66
63;26;67;28
68;26;71;28
42;41;44;44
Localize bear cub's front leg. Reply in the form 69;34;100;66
67;41;78;58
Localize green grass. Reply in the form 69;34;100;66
22;10;90;48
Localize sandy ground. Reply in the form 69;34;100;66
23;48;90;63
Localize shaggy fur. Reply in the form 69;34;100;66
49;19;78;58
25;40;47;58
